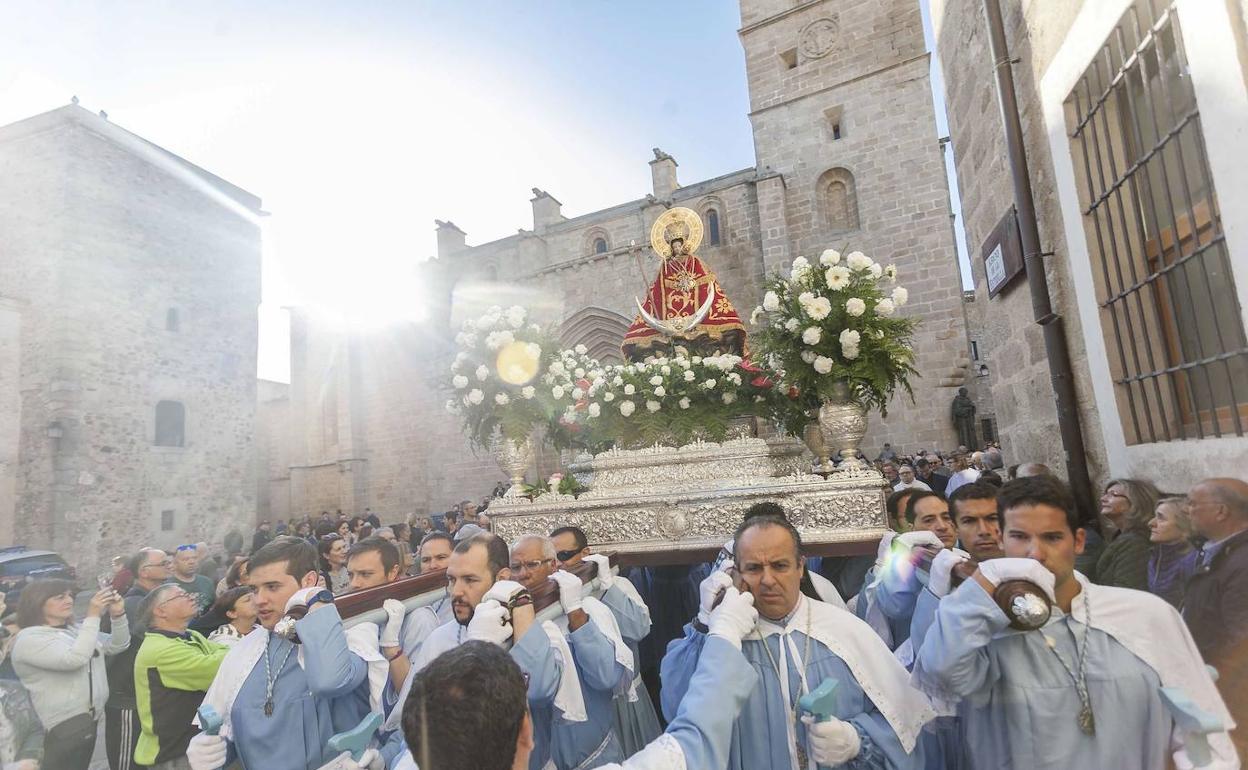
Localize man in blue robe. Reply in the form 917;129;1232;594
913;475;1237;770
392;584;762;770
873;492;956;653
662;514;933;769
187;536;374;770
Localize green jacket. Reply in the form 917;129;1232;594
134;629;229;765
1094;529;1151;590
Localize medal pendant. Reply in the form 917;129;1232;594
1078;705;1095;735
264;699;274;717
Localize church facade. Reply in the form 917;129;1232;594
0;105;262;570
265;0;983;522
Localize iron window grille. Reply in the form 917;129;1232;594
1065;0;1246;444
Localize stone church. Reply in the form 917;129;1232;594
261;0;983;523
0;104;262;570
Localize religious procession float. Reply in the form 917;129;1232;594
446;207;920;564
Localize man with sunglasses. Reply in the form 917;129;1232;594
552;526;662;757
168;545;216;616
510;534;634;770
133;584;229;768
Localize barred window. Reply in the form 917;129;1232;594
1065;0;1246;444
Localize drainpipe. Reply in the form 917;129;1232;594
982;0;1096;521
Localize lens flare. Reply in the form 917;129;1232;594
497;341;540;385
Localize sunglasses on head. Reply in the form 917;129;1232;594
176;544;197;552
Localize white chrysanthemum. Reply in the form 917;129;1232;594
839;329;861;347
452;374;469;389
623;384;636;395
704;379;717;389
679;397;691;409
884;264;898;282
467;389;485;405
846;298;866;317
549;361;566;376
801;350;817;364
619;400;636;417
807;296;832;321
692;356;703;364
529;323;541;333
876;299;896;317
552;385;566;399
661;366;671;375
461;333;477;348
722;392;737;405
603;391;615;402
798;291;815;306
790;256;811;281
654;386;666;397
802;327;822;345
842;345;860;361
727;373;742;386
683;370;696;382
525;343;542;360
892;287;908;307
762;291;780;312
574;367;585;378
588;402;601;417
813;356;834;375
506;307;526;329
646;400;661;413
826;266;851;290
494;393;510;405
820;249;841;266
571;387;585;400
613;376;624;386
847;251;872;272
869;263;883;279
785;318;800;333
521;386;536;399
475;365;490;381
649;375;663;386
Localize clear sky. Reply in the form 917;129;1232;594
0;1;971;382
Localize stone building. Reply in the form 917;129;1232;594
930;0;1248;491
0;104;262;571
266;0;984;522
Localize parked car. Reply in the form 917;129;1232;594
0;547;76;605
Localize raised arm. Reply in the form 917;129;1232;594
297;605;368;698
912;579;1006;698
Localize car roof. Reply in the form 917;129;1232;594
0;548;61;564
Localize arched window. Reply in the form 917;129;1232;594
165;308;179;332
593;238;607;254
817;167;860;232
155;400;185;447
706;209;721;246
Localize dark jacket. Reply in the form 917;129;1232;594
1094;529;1151;590
104;583;154;709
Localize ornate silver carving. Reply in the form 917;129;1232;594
489;432;535;497
802;422;834;473
798;16;840;60
818;381;870;473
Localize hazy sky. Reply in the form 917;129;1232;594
0;1;970;382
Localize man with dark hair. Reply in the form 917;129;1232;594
867;492;955;653
663;514;933;769
948;482;1004;563
914;476;1235;769
915;458;948;495
380;533;568;770
417;531;455;574
550;526;663;756
186;536;378;770
395;579;761;770
347;537;401;591
904;491;956;547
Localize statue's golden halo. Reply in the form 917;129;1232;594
650;207;704;259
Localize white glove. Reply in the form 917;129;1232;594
875;531;897;567
551;570;584;614
284;586;323;613
466;599;513;645
706;587;758;649
380;598;405;648
977;557;1057;602
340;748;384;770
929;547;971;598
897;530;945;551
584;554;613;588
802;715;861;765
483;580;528;605
697;569;734;625
186;731;227;770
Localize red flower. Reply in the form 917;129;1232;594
751;375;774;389
738;359;764;373
787;385;801;400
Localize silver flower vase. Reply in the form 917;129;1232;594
801;422;834;474
490;432;534;497
817;381;870;473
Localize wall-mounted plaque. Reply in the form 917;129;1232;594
982;206;1025;298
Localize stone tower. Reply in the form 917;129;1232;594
739;0;972;450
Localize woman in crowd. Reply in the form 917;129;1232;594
318;534;351;595
205;586;259;646
0;595;42;770
335;518;352;542
215;556;249;597
391;522;415;574
1148;495;1199;607
1095;477;1160;590
294;519;313;542
11;580;130;770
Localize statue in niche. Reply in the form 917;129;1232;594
952;387;978;450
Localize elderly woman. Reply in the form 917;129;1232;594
1148;496;1199;607
1095;478;1161;589
205;586;258;646
11;579;129;770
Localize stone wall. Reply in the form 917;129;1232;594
0;106;260;573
